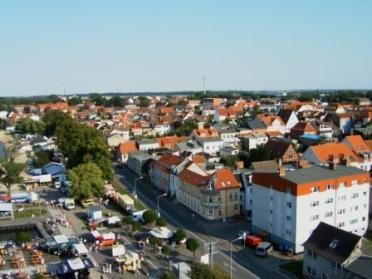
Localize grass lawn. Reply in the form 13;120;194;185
14;205;47;219
280;260;303;278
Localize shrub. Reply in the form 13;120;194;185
143;209;157;224
173;229;186;244
156;217;167;227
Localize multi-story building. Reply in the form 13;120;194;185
251;164;369;253
241;133;269;151
149;154;184;192
178;168;241;221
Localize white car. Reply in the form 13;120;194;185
54;181;61;189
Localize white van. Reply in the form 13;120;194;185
64;198;75;210
132;210;147;223
255;242;273;257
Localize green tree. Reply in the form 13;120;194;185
220;155;238;168
186;237;199;258
162;245;171;258
156;217;167;227
69;162;105;200
189;263;216;279
142;209;157;224
173;229;186;244
174;119;197;136
110;96;127;107
138;96;150;107
250;105;261;118
33;150;50;168
0;119;6;130
148;235;159;247
56;119;113;180
68;96;82;106
248;145;271;165
42;110;71;136
0;152;25;194
15;118;45;135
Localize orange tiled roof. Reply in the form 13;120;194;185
193;128;220;138
344;135;371;153
157;136;187;149
214;168;240;190
39;102;69;112
309;143;361;163
191;154;207;165
179;169;211;187
366;140;372;150
155;154;184;169
118;141;138;154
257;114;284;126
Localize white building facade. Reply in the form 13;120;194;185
251;165;370;253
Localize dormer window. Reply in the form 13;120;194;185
329;239;339;249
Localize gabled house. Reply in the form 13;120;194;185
303;222;372;279
117;141;138;163
257;114;286;134
137;139;159;151
277;109;299;134
343;135;372;172
290;122;317;140
191;128;220;139
265;137;299;164
241;133;269;151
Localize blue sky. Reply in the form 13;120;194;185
0;0;371;96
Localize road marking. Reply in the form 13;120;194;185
118;174;260;279
223;261;236;272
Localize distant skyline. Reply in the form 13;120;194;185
1;0;372;97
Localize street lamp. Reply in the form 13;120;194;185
133;176;143;199
230;236;244;279
157;193;167;217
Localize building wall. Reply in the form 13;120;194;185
252;180;369;253
201;141;224;155
178;181;240;221
285;112;299;134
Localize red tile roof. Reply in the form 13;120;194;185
118;141;138;154
157;136;187;149
178;169;211;187
344;135;371;153
214;168;240;190
155;154;184;169
309;143;361;163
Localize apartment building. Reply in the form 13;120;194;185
251;164;369;253
178;168;241;221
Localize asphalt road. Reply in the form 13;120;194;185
115;165;291;279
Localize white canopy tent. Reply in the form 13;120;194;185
149;227;173;239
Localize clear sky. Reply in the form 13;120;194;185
1;0;371;96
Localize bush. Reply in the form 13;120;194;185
156;217;167;227
162;245;171;257
173;229;186;244
149;235;159;247
143;209;157;224
16;231;32;243
160;271;176;279
131;222;142;232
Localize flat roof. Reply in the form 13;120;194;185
283;165;367;184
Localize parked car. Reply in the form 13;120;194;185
54;181;61;189
255;242;273;256
244;235;262;248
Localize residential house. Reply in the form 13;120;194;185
277;109;299;134
257;114;286;134
107;134;129;148
213;107;238;123
220;146;239;158
219;129;240;144
117;141;138;163
246;118;267;134
303;222;372;279
42;162;67;182
191;128;220;140
127;151;153;176
290;122;318;141
157;136;187;150
178;168;241;221
196;138;224;156
342;135;372;172
265;137;299;164
175;140;203;155
240;133;268;151
137;139;160;151
251;164;370;253
149;154;184;193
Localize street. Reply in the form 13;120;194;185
115;165;291;279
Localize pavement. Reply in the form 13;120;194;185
115;165;293;279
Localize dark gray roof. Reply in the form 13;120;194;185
247;118;266;129
303;222;361;263
283;165;366;184
345;257;372;279
277;109;295;124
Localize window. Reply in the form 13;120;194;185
269;209;273;214
217;196;222;202
229;193;233;201
234;205;238;210
307;266;312;274
310;215;319;221
270;196;273;201
311;201;319;207
287;202;292;208
208;197;213;203
351;193;358;199
325;212;333;218
307;249;313;256
325;198;333;204
286;216;291;221
286;230;291;236
326;184;334;190
363;191;367;196
362;217;366;221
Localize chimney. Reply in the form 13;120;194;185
339;153;348;166
278;158;283;167
278;167;286;176
328;154;336;170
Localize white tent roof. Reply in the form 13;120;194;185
0;203;13;212
68;258;85;270
73;243;88;255
150;227;173;239
91;230;101;239
54;234;69;244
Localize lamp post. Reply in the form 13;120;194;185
133;176;143;199
157;193;167;217
230;236;243;279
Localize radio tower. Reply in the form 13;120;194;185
203;76;206;95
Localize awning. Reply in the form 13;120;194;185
73;243;88;255
54;234;69;244
0;203;13;212
68;258;85;270
149;227;173;239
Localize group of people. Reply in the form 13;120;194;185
43;213;71;234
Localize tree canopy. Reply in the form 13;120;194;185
42;110;71;136
0;154;25;193
186;237;199;258
15;118;45;135
69;162;105;200
142;209;157;224
56;118;113;180
248;145;271;165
